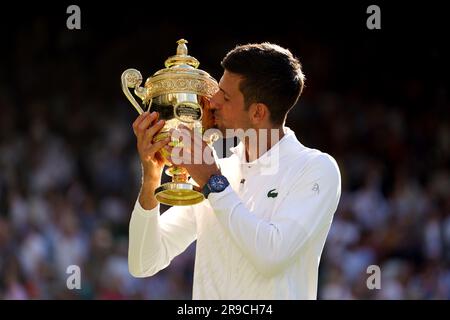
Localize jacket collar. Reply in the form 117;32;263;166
229;127;301;168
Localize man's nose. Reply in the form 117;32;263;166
209;91;220;109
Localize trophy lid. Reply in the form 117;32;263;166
164;39;200;68
144;39;218;99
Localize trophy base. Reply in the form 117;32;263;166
154;182;204;206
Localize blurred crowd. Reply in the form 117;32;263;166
0;7;448;299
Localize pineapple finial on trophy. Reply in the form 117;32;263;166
165;39;200;69
176;39;188;55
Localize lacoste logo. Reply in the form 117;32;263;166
267;189;278;198
312;183;320;194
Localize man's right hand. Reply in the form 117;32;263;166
132;111;171;182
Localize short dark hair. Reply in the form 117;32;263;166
221;42;305;125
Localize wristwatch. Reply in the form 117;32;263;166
202;174;230;199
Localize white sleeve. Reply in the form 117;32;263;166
208;154;341;276
128;200;197;277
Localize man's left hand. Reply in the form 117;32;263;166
163;125;221;188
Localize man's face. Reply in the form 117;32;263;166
209;70;252;136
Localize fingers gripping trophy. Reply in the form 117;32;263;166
121;39;219;206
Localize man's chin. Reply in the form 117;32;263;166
209;124;230;138
208;122;240;139
215;126;227;137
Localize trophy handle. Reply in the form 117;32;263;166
121;68;148;115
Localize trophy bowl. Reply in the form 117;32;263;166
121;39;219;206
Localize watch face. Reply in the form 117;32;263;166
210;175;228;192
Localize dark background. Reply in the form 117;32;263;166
0;1;448;299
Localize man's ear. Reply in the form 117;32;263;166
249;103;269;124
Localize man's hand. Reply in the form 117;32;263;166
132;111;171;181
132;111;171;210
164;125;221;188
